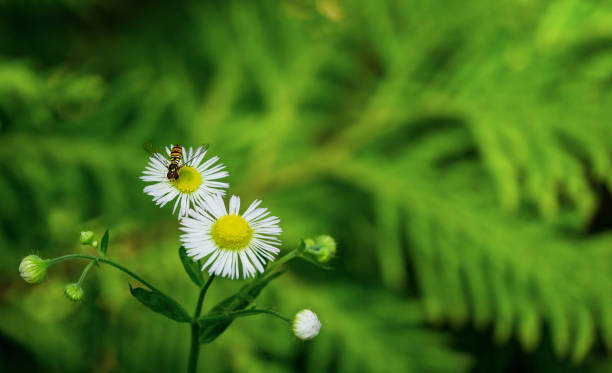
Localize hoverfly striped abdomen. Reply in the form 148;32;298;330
170;144;183;164
166;144;183;181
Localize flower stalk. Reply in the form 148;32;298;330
188;275;215;373
47;254;162;293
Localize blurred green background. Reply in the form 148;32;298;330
2;0;612;372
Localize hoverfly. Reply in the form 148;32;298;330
144;143;210;181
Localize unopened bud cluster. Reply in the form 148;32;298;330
303;235;336;263
80;231;97;247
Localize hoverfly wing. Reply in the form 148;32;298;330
181;144;210;166
143;142;164;155
143;143;169;165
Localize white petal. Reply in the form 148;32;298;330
229;195;240;215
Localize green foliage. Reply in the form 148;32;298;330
179;246;204;287
2;0;612;372
129;284;191;323
98;229;109;256
199;271;285;344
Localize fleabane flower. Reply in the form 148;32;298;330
292;309;321;340
179;194;282;279
141;145;229;218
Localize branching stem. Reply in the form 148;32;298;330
47;254;161;293
77;260;95;285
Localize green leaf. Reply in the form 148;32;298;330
129;284;191;323
199;271;284;343
179;246;203;287
99;229;109;256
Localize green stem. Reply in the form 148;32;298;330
47;254;161;293
193;275;215;320
187;275;215;373
202;308;291;324
77;261;95;285
262;248;300;278
187;323;199;373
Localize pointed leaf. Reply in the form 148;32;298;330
99;229;109;256
179;246;203;287
129;285;191;323
572;305;595;363
199;271;285;343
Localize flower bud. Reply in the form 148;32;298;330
64;283;84;302
80;231;96;246
303;235;337;263
315;235;336;262
19;255;48;284
292;309;321;341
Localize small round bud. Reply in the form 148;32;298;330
303;235;337;263
80;231;96;246
314;235;336;263
303;238;316;247
64;283;84;302
19;255;48;284
292;309;321;341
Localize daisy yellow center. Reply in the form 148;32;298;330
172;166;202;193
211;215;253;251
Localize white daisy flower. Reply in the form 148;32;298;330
292;309;321;340
141;145;229;218
179;194;282;279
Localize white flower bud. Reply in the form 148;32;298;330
292;309;321;341
19;255;48;284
